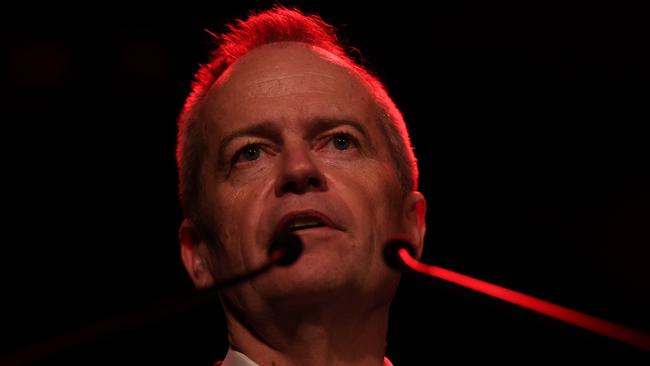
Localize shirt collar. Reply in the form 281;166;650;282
220;347;395;366
221;348;259;366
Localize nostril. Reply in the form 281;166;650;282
307;176;321;188
282;181;298;194
279;176;323;195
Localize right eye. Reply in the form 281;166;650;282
234;144;262;163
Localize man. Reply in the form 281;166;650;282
175;6;427;366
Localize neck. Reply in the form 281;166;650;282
222;296;391;366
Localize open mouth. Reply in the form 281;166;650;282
287;217;327;232
275;210;338;237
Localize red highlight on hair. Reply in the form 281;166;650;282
397;248;650;351
177;6;419;224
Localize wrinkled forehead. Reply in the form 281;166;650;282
199;42;380;133
214;42;365;97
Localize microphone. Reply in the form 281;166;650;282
210;230;303;288
383;236;650;351
2;231;303;366
383;235;417;272
268;229;303;267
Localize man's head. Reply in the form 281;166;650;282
176;7;426;312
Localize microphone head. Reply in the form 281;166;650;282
268;231;303;266
383;236;416;272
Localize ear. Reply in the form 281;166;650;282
179;218;216;289
401;191;427;260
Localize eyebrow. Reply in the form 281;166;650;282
217;117;374;163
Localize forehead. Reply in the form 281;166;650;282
200;42;380;136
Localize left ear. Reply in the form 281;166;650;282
401;191;427;259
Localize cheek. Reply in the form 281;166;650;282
198;185;249;262
339;160;403;233
210;182;272;262
219;188;244;237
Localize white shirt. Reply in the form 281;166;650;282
221;347;394;366
221;348;257;366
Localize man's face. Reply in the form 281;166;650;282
188;42;421;309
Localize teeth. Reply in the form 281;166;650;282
288;218;324;231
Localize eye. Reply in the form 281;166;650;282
328;133;358;150
234;144;262;163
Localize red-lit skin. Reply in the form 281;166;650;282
179;42;426;366
397;248;650;351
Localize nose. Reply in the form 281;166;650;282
274;143;327;196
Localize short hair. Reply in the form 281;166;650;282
176;6;419;230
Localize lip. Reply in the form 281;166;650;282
274;209;342;239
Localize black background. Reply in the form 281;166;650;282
1;1;649;364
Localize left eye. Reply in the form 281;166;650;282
240;145;261;161
329;133;356;150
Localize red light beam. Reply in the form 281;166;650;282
398;248;650;351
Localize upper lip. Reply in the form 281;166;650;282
274;209;341;237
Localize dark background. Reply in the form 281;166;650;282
1;1;648;364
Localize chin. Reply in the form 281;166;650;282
254;254;399;310
254;253;344;298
